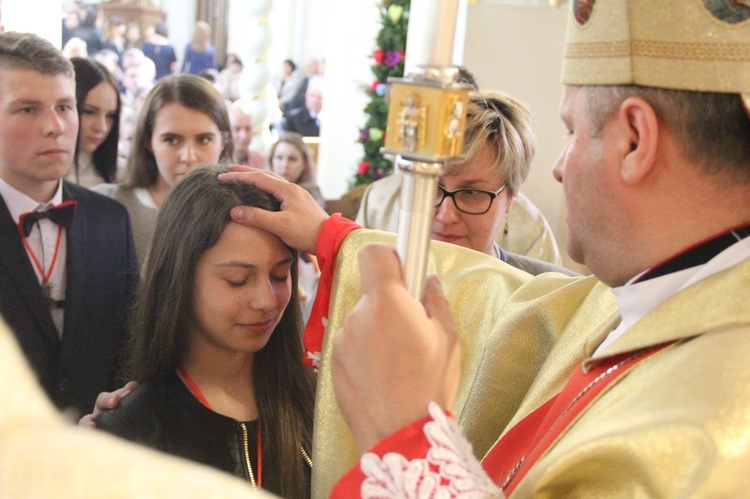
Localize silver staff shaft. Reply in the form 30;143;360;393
381;0;467;300
396;158;444;300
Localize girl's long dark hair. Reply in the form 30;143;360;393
128;166;314;497
70;57;120;183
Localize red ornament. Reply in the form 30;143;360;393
373;49;385;64
357;161;371;175
370;80;380;91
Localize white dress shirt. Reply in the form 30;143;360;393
0;178;68;337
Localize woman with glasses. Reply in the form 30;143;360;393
355;90;571;272
429;90;575;275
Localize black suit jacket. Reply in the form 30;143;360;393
0;182;138;417
277;106;320;137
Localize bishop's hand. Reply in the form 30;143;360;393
219;165;329;255
331;243;461;453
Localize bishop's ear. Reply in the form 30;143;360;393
617;96;659;186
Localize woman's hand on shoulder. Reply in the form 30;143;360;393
78;381;138;428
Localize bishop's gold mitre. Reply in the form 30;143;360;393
562;0;750;109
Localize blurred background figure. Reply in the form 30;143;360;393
117;105;138;172
217;53;242;102
62;36;87;59
73;5;102;55
285;58;321;113
228;101;269;169
182;20;216;75
274;59;302;114
92;48;120;80
275;75;323;137
121;49;155;112
121;46;144;72
142;21;177;81
65;57;122;188
269;132;324;208
61;1;82;46
124;22;141;51
101;14;125;65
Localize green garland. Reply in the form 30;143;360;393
351;0;410;188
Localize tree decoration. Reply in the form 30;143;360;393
351;0;410;188
388;4;404;23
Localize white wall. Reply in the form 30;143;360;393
315;0;380;198
3;0;62;44
268;0;328;76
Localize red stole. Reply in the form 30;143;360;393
483;342;674;494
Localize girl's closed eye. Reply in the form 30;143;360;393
271;272;290;283
226;278;248;287
223;270;251;287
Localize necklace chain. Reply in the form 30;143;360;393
178;369;313;488
240;422;258;490
300;443;313;468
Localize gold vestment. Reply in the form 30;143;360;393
312;230;750;497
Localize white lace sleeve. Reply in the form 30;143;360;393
359;403;504;498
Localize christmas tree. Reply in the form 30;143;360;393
351;0;410;188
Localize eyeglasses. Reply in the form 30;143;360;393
435;184;507;215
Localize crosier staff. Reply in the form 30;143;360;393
382;0;469;299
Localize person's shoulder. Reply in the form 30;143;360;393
360;173;403;207
67;182;128;215
95;376;172;437
91;183;137;206
68;181;124;210
91;182;119;196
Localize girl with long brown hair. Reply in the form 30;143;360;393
96;166;315;498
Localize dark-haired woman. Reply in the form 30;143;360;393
65;57;121;187
96;166;314;498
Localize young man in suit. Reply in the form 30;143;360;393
0;32;138;418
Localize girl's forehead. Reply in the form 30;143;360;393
204;222;292;264
276;141;299;151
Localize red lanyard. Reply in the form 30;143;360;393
178;368;263;486
21;226;63;296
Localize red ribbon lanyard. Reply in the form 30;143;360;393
20;226;63;291
178;368;263;486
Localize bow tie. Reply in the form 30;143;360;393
18;200;78;237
